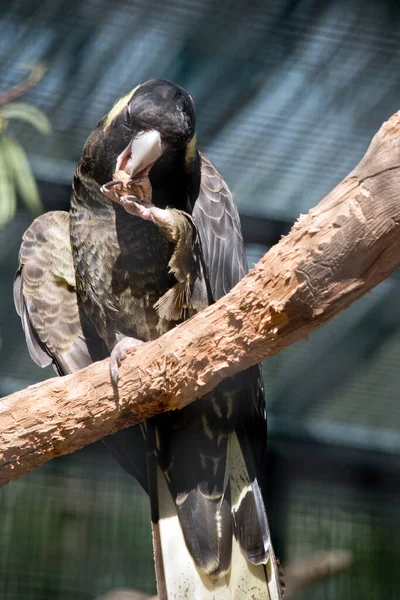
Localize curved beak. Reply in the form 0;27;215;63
116;129;163;178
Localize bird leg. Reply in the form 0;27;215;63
110;336;144;393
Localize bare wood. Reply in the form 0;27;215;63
2;112;400;486
284;550;352;598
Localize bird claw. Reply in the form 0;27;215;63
101;179;174;231
120;195;153;218
110;336;143;393
101;178;153;216
100;180;126;204
101;180;123;192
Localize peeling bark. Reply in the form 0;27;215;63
1;112;400;487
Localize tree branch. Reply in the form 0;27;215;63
283;550;352;598
0;63;47;106
2;112;400;486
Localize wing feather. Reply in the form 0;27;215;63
193;153;247;300
190;153;271;572
14;210;148;491
14;211;97;375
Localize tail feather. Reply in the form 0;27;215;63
176;487;232;576
152;440;284;599
156;466;218;600
155;467;277;600
229;432;270;565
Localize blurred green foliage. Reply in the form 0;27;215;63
0;65;51;227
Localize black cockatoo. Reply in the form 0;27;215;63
14;79;283;599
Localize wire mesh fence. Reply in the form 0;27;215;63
0;447;156;600
2;1;400;599
1;440;400;599
268;440;400;600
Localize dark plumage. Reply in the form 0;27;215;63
14;79;283;599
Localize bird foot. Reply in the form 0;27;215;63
101;179;175;229
117;196;164;223
110;336;143;393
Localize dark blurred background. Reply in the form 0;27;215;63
1;0;400;598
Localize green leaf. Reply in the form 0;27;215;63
1;134;42;215
0;102;52;135
0;135;17;227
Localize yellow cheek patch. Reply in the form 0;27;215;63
185;134;197;165
104;84;141;130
